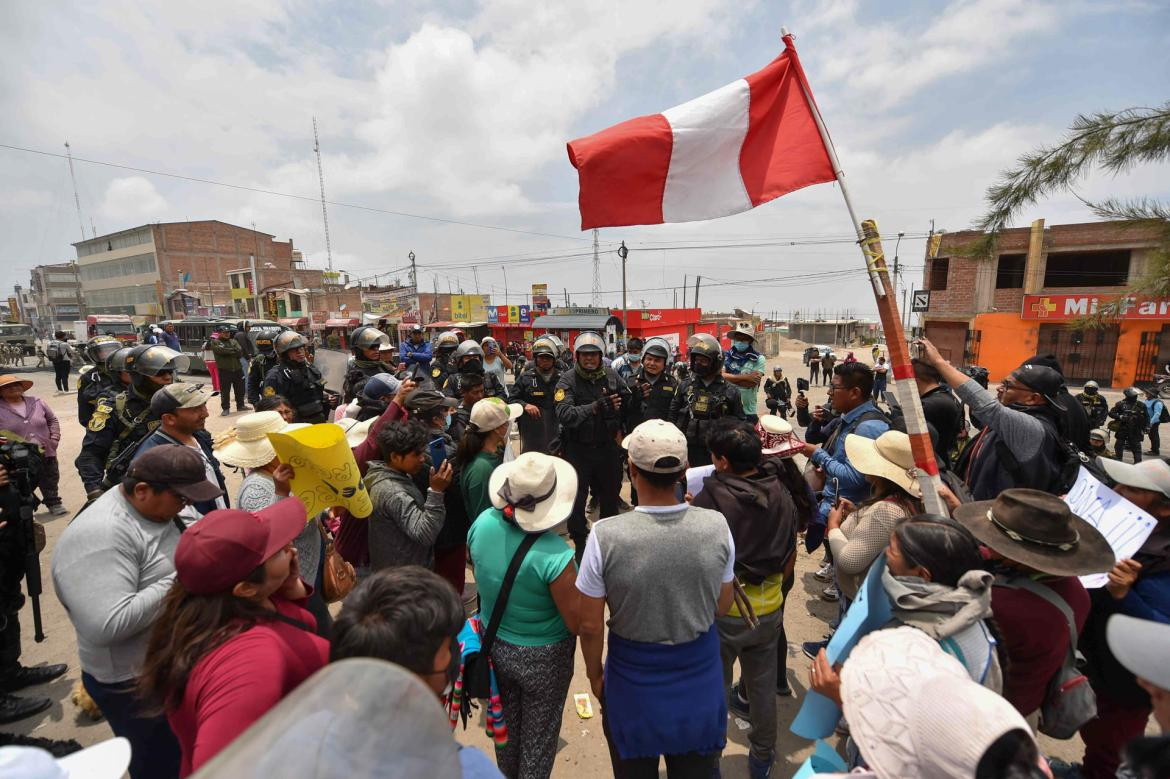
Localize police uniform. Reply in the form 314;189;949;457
670;373;745;466
75;388;160;495
76;366;116;427
262;360;328;423
343;359;395;403
627;366;677;427
246;351;278;405
555;365;632;552
442;369;506;401
509;365;561;453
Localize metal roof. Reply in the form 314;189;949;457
529;313;622;331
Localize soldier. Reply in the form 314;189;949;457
670;333;745;467
75;344;185;498
76;335;122;427
555;331;632;559
245;329;280;407
509;334;563;453
1075;380;1109;428
106;346;134;394
442;340;506;400
261;331;328;423
343;325;395;402
426;330;461;389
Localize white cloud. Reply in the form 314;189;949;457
100;177;168;220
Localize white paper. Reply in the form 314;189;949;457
1063;466;1158;588
686;464;716;498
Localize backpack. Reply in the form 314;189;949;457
1159;402;1169;425
997;577;1096;739
45;341;62;361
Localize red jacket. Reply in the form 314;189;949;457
991;575;1090;717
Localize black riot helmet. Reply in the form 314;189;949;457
86;335;122;367
687;333;723;377
125;344;186;396
107;346;134;377
350;325;391;359
274;331;309;360
252;328;279;355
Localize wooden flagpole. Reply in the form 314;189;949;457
781;27;946;516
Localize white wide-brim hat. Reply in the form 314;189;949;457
842;627;1034;778
0;736;131;779
489;452;578;533
844;430;922;497
214;411;309;469
335;417;376;449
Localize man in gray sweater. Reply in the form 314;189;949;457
365;419;453;571
51;445;224;779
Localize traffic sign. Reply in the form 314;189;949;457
911;290;931;313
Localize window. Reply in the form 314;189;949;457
76;228;153;257
86;286;159;308
1043;250;1130;288
79;252;157;281
929;257;949;291
995;254;1026;288
47;273;76;283
50;287;77;299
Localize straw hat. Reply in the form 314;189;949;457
758;416;804;458
213;411;308;469
844;430;921;497
335;417;375;449
0;375;33;393
489;452;578;533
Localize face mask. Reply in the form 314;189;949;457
732;341;749;352
628;353;641;363
444;412;453;431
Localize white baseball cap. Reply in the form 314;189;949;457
1099;458;1170;500
469;397;523;431
622;419;687;473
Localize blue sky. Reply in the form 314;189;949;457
1;0;1167;317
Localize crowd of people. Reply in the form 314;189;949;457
0;322;1167;779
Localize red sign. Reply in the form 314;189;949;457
1022;294;1170;322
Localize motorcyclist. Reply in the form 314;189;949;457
442;340;506;400
343;325;395;402
76;344;185;497
76;335;122;426
262;331;329;423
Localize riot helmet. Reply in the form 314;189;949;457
453;340;484;372
274;330;308;359
531;336;560;358
642;337;671;362
435;331;460;354
688;333;723;377
1083;380;1099;395
107;346;134;385
350;325;391;358
573;332;605;355
1124;387;1140;400
125;344;186;396
86;335;121;367
252;328;279;355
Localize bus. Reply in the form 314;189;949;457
160;317;284;373
0;323;36;355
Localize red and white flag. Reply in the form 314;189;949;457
567;41;836;230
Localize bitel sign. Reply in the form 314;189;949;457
1022;294;1170;321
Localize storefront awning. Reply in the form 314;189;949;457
279;317;308;327
423;320;458;329
324;318;359;328
529;313;623;331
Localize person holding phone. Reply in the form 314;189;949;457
457;398;523;524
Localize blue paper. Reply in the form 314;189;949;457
792;739;849;778
791;553;893;739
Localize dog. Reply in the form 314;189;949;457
70;680;104;721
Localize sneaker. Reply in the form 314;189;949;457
821;584;840;602
813;563;834;583
729;680;751;719
48;504;68;517
748;751;775;779
802;639;828;660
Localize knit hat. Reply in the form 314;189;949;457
841;627;1034;778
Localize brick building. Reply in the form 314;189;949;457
921;218;1167;387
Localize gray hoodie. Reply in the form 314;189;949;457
365;462;445;571
882;568;1004;692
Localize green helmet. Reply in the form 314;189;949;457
274;331;308;356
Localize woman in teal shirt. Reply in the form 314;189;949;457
467;451;579;779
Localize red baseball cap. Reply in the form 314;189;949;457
175;498;308;595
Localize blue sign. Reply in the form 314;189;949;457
519;305;530;324
487;308;498;324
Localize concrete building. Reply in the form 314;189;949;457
921;218;1167;387
28;263;83;334
787;318;865;346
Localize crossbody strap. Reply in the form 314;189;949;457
997;575;1079;651
480;533;540;656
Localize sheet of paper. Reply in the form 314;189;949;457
791;739;849;778
269;423;373;519
791;553;892;740
1064;466;1158;588
685;464;716;498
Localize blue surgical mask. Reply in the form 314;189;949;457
444;412;453;430
732;341;749;352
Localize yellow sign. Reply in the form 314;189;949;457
531;283;547;298
230;287;252;300
928;233;944;259
451;294;489;322
508;305;520;324
268;424;373;518
6;297;18;323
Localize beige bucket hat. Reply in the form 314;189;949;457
844;430;921;497
214;411;308;469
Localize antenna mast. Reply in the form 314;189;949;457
312;117;334;271
64;141;87;241
591;228;601;306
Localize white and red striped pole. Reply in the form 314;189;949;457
783;28;945;515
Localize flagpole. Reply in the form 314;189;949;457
781;27;946;517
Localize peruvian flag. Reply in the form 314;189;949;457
567;38;836;230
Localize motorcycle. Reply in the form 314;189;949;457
1156;372;1170;399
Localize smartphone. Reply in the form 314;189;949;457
427;437;447;469
831;477;841;508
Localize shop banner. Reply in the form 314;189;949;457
1022;294;1170;321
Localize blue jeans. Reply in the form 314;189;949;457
82;671;180;779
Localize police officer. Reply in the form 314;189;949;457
1075;380;1109;428
628;337;677;427
425;330;461;389
343;325;394;402
76;344;184;498
509;335;563;453
670;333;744;467
1109;387;1149;462
106;346;134;395
555;331;632;559
246;329;280;406
442;340;506;400
76;335;122;427
262;331;328;423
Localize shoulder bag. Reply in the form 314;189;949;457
318;516;356;603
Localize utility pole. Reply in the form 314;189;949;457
432;275;438;323
618;242;629;334
694;276;702;309
891;231;905;300
64;141;86;242
592;228;602;306
409;250;419;322
501;265;509;307
472;267;481;295
564;288;569;306
249;254;260;319
683;275;688;308
312;117;334;271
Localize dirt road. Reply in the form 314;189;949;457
4;347;1106;775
